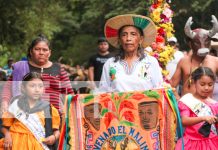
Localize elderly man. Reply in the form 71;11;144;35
170;15;218;98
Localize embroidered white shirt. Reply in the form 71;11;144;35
97;55;163;93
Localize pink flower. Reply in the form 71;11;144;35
163;7;173;18
161;18;170;23
160;14;170;23
153;53;159;59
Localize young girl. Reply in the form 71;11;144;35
176;67;218;150
0;72;60;150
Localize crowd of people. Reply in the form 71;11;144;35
0;13;218;150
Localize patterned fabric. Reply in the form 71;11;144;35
98;56;163;93
59;88;180;150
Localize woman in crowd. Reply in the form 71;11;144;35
0;72;60;150
98;14;163;92
1;34;74;114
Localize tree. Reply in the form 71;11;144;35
171;0;218;50
1;0;217;66
0;0;72;66
51;0;152;65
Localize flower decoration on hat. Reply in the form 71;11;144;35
148;0;175;80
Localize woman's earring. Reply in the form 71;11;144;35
139;43;142;50
118;41;122;49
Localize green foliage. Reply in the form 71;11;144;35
60;34;97;66
101;108;109;116
82;95;94;104
143;90;160;99
0;0;217;66
172;0;217;51
120;120;135;127
0;0;71;66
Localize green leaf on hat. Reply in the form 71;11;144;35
133;16;149;30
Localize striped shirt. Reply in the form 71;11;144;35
1;62;74;113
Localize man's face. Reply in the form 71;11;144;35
98;42;109;53
138;102;159;130
84;103;102;130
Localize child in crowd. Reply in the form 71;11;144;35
176;67;218;149
0;72;60;150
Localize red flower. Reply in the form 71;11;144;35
114;94;120;101
101;96;116;112
102;97;112;103
151;4;159;9
156;35;165;43
157;28;166;37
103;100;116;112
119;100;135;113
100;93;109;98
131;93;145;100
122;111;135;122
104;112;115;128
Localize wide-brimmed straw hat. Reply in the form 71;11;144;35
104;14;157;48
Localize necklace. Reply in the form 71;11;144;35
29;60;52;68
41;68;44;73
188;56;204;88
